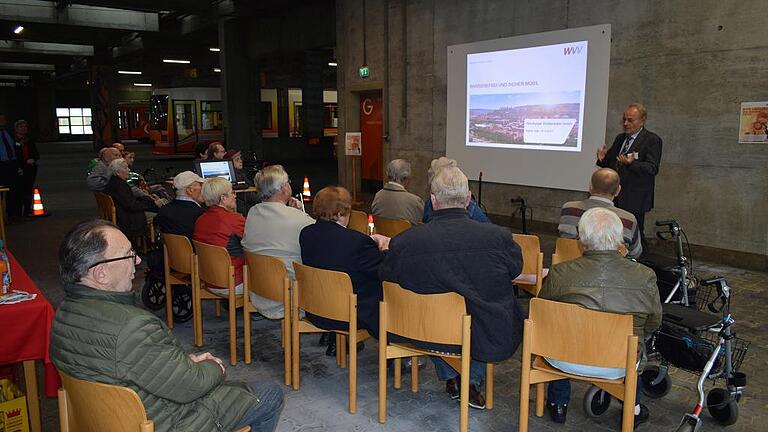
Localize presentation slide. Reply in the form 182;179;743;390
446;25;611;192
198;160;233;182
467;41;587;151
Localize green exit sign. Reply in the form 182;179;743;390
359;66;369;78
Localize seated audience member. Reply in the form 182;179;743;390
155;171;205;239
540;207;662;427
208;142;226;160
193;177;248;299
193;142;210;161
225;149;259;214
86;147;121;191
422;157;490;223
371;159;424;224
105;158;161;244
300;186;387;339
558;168;643;258
51;220;283;432
242;165;315;319
380;166;523;409
87;142;124;175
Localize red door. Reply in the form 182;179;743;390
359;92;383;184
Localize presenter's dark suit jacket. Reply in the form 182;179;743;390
597;128;663;214
299;220;384;336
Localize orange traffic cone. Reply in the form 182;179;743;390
31;188;48;216
367;214;375;235
302;176;312;201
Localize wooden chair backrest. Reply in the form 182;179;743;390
382;281;467;345
94;192;116;224
293;262;354;322
59;371;153;432
163;233;194;275
373;215;411;238
553;238;583;265
512;233;542;275
244;251;288;303
192;240;234;288
348;210;368;235
527;298;634;368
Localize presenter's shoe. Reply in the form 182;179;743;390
547;402;568;424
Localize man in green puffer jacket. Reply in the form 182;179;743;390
50;219;284;432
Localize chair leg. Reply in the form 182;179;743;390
165;283;174;329
229;294;237;366
535;383;545;417
486;362;494;409
291;324;300;391
339;334;347;369
335;333;342;366
283;318;291;386
378;302;388;424
622;373;638;432
348;329;357;414
193;285;203;347
215;300;222;317
410;356;419;393
459;356;470;432
393;358;402;389
244;302;252;365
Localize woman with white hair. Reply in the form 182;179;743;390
104;158;160;243
421;156;491;223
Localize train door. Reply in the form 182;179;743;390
130;106;150;140
173;100;197;153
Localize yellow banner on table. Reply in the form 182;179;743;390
0;395;29;432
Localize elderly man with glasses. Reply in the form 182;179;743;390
51;219;284;432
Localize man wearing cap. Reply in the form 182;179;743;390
154;171;206;239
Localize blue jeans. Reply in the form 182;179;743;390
235;381;285;432
431;357;486;386
547;376;642;406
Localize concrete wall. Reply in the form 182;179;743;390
336;0;768;259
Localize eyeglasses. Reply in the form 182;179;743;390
88;249;138;268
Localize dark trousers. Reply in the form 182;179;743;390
0;161;21;219
547;376;642;406
632;210;647;251
235;380;284;432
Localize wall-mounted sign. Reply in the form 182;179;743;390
345;132;362;156
359;66;369;78
738;102;768;143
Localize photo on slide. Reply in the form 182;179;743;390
468;91;581;148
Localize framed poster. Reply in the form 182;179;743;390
738;102;768;143
345;132;362;156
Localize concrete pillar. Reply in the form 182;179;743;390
89;65;118;149
303;50;325;139
219;17;262;158
35;83;56;141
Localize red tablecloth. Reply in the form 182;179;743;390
0;252;61;397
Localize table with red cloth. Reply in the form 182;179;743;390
0;251;60;432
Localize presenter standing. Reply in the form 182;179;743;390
596;103;662;248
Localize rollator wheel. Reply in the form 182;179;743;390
172;285;193;323
641;365;672;398
583;386;612;418
707;388;739;425
141;274;166;311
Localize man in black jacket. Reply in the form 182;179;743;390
380;166;523;410
155;171;205;238
596;103;663;247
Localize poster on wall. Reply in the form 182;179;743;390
738;102;768;143
345;132;362;156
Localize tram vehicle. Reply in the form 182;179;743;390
118;102;150;141
149;87;224;155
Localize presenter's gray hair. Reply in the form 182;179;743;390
202;177;232;207
428;156;458;182
578;207;624;252
107;158;128;176
254;164;289;201
386;159;412;184
430;166;469;208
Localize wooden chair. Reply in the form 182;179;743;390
373;215;411;238
378;282;494;432
348;210;368;234
162;233;196;329
552;237;583;265
243;252;292;386
58;371;153;432
94;192;116;224
512;234;548;296
519;298;638;432
291;262;371;414
192;240;246;366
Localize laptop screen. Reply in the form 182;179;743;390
195;159;236;182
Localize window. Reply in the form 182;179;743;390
201;101;223;131
56;107;92;135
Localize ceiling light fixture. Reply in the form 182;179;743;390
213;68;221;73
328;61;338;67
209;48;220;52
118;70;142;75
13;25;24;35
133;83;152;87
162;59;190;64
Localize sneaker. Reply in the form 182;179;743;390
468;384;486;410
546;402;568;424
445;377;460;400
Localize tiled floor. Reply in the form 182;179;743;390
8;141;765;431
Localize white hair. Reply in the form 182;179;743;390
430;166;469;208
428;156;457;183
254;164;289;201
107;158;128;176
202;177;232;207
386;159;412;184
578;207;624;251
